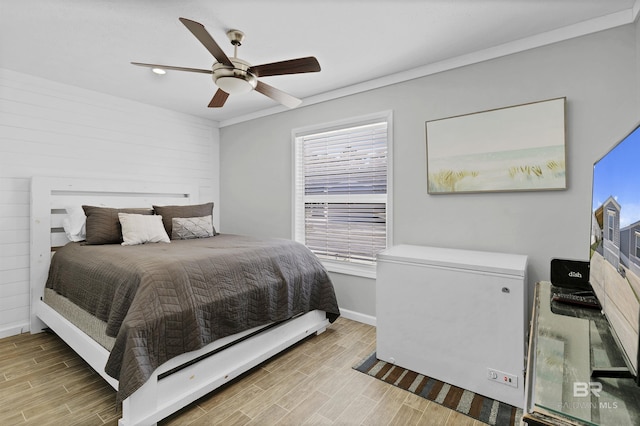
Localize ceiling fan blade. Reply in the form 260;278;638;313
131;62;212;74
179;17;234;67
208;89;229;108
255;81;302;108
249;57;321;77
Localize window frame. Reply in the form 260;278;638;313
291;111;393;279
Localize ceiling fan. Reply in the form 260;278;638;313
132;17;321;109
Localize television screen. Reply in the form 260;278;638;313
590;123;640;380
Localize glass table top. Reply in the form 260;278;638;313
531;282;640;425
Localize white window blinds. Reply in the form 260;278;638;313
294;121;388;266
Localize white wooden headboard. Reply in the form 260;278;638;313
30;176;198;332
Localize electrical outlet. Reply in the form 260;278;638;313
487;368;518;388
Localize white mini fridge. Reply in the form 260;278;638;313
376;245;528;407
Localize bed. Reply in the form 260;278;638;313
29;176;340;426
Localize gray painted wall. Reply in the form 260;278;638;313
219;24;638;319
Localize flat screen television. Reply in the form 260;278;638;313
590;122;640;383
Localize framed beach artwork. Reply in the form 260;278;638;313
426;97;566;194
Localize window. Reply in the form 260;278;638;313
635;231;640;258
293;112;392;278
607;210;615;241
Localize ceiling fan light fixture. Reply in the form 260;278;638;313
211;58;258;95
215;75;254;94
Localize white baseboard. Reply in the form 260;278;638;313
339;308;376;327
0;321;30;339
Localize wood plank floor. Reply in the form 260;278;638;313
0;318;488;425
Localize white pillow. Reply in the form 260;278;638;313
62;206;86;242
118;213;170;246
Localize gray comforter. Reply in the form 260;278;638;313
45;234;339;402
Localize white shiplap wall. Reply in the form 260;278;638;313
0;68;220;338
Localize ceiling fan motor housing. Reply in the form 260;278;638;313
212;58;257;94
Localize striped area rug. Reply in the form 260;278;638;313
353;352;522;426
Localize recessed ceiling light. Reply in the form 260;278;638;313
151;68;166;75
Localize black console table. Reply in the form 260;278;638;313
523;281;640;425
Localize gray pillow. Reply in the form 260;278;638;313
153;202;215;239
82;206;153;245
172;215;214;240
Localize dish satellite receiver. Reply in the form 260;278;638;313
550;258;591;290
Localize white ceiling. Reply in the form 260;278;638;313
1;0;639;126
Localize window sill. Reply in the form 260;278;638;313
321;259;376;279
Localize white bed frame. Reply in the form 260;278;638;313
29;176;330;426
